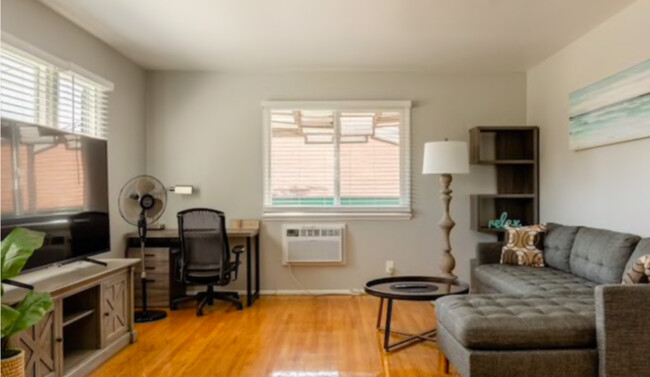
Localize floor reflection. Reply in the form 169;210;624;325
271;372;340;377
89;296;447;377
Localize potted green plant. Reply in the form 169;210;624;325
1;228;53;377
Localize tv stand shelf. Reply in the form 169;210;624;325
64;350;96;374
5;259;139;377
62;309;95;327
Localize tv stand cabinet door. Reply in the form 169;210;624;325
9;299;62;377
100;272;128;346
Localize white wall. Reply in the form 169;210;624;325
2;0;147;255
145;71;526;289
527;0;650;236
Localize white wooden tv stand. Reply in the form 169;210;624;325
3;259;139;377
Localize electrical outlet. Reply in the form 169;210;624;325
385;260;395;275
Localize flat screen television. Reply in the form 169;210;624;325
1;121;110;272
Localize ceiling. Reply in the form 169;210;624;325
39;0;635;72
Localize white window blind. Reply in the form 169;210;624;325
263;101;411;215
1;42;111;139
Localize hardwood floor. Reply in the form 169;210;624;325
90;295;457;377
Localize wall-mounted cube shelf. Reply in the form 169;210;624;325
469;126;539;236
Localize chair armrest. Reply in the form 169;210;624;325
230;245;245;281
595;284;650;377
476;242;502;265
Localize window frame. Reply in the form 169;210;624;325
1;33;113;140
262;100;412;220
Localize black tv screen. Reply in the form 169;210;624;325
1;121;110;272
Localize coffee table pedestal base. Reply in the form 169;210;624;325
376;297;437;352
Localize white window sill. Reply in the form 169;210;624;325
263;211;412;221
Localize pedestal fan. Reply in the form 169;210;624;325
118;175;168;323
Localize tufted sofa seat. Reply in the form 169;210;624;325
436;294;596;350
472;264;596;295
435;224;650;377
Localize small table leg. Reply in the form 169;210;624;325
383;299;393;352
438;351;450;375
376;298;384;329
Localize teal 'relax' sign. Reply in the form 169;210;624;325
488;212;521;229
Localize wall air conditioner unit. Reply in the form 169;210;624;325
282;224;346;265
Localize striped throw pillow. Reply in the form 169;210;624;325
622;254;650;284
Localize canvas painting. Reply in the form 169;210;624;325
569;59;650;150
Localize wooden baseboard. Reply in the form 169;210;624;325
182;288;365;296
259;289;364;295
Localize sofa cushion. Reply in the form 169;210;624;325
435;294;596;350
570;227;640;284
544;223;579;273
474;264;596;295
624;238;650;280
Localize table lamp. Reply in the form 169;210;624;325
422;140;469;279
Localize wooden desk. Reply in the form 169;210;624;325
129;228;259;239
125;228;260;308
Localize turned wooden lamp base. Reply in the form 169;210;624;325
438;174;457;280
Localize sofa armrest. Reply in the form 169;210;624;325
595;284;650;377
476;242;502;265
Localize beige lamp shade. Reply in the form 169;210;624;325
422;141;469;175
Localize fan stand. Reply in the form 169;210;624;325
134;211;167;323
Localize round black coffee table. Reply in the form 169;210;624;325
365;276;469;352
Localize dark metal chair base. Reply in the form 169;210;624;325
171;286;243;315
134;309;168;323
376;297;437;352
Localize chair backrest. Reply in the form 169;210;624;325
177;208;231;284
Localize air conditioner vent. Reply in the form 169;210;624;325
282;224;345;265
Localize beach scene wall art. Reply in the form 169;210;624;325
569;59;650;150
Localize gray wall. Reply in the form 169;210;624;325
527;0;650;236
2;0;147;255
145;71;526;289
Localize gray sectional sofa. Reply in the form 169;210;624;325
434;223;650;377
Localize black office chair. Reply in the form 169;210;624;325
172;208;244;315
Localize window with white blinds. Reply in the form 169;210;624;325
1;42;111;139
263;101;411;215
